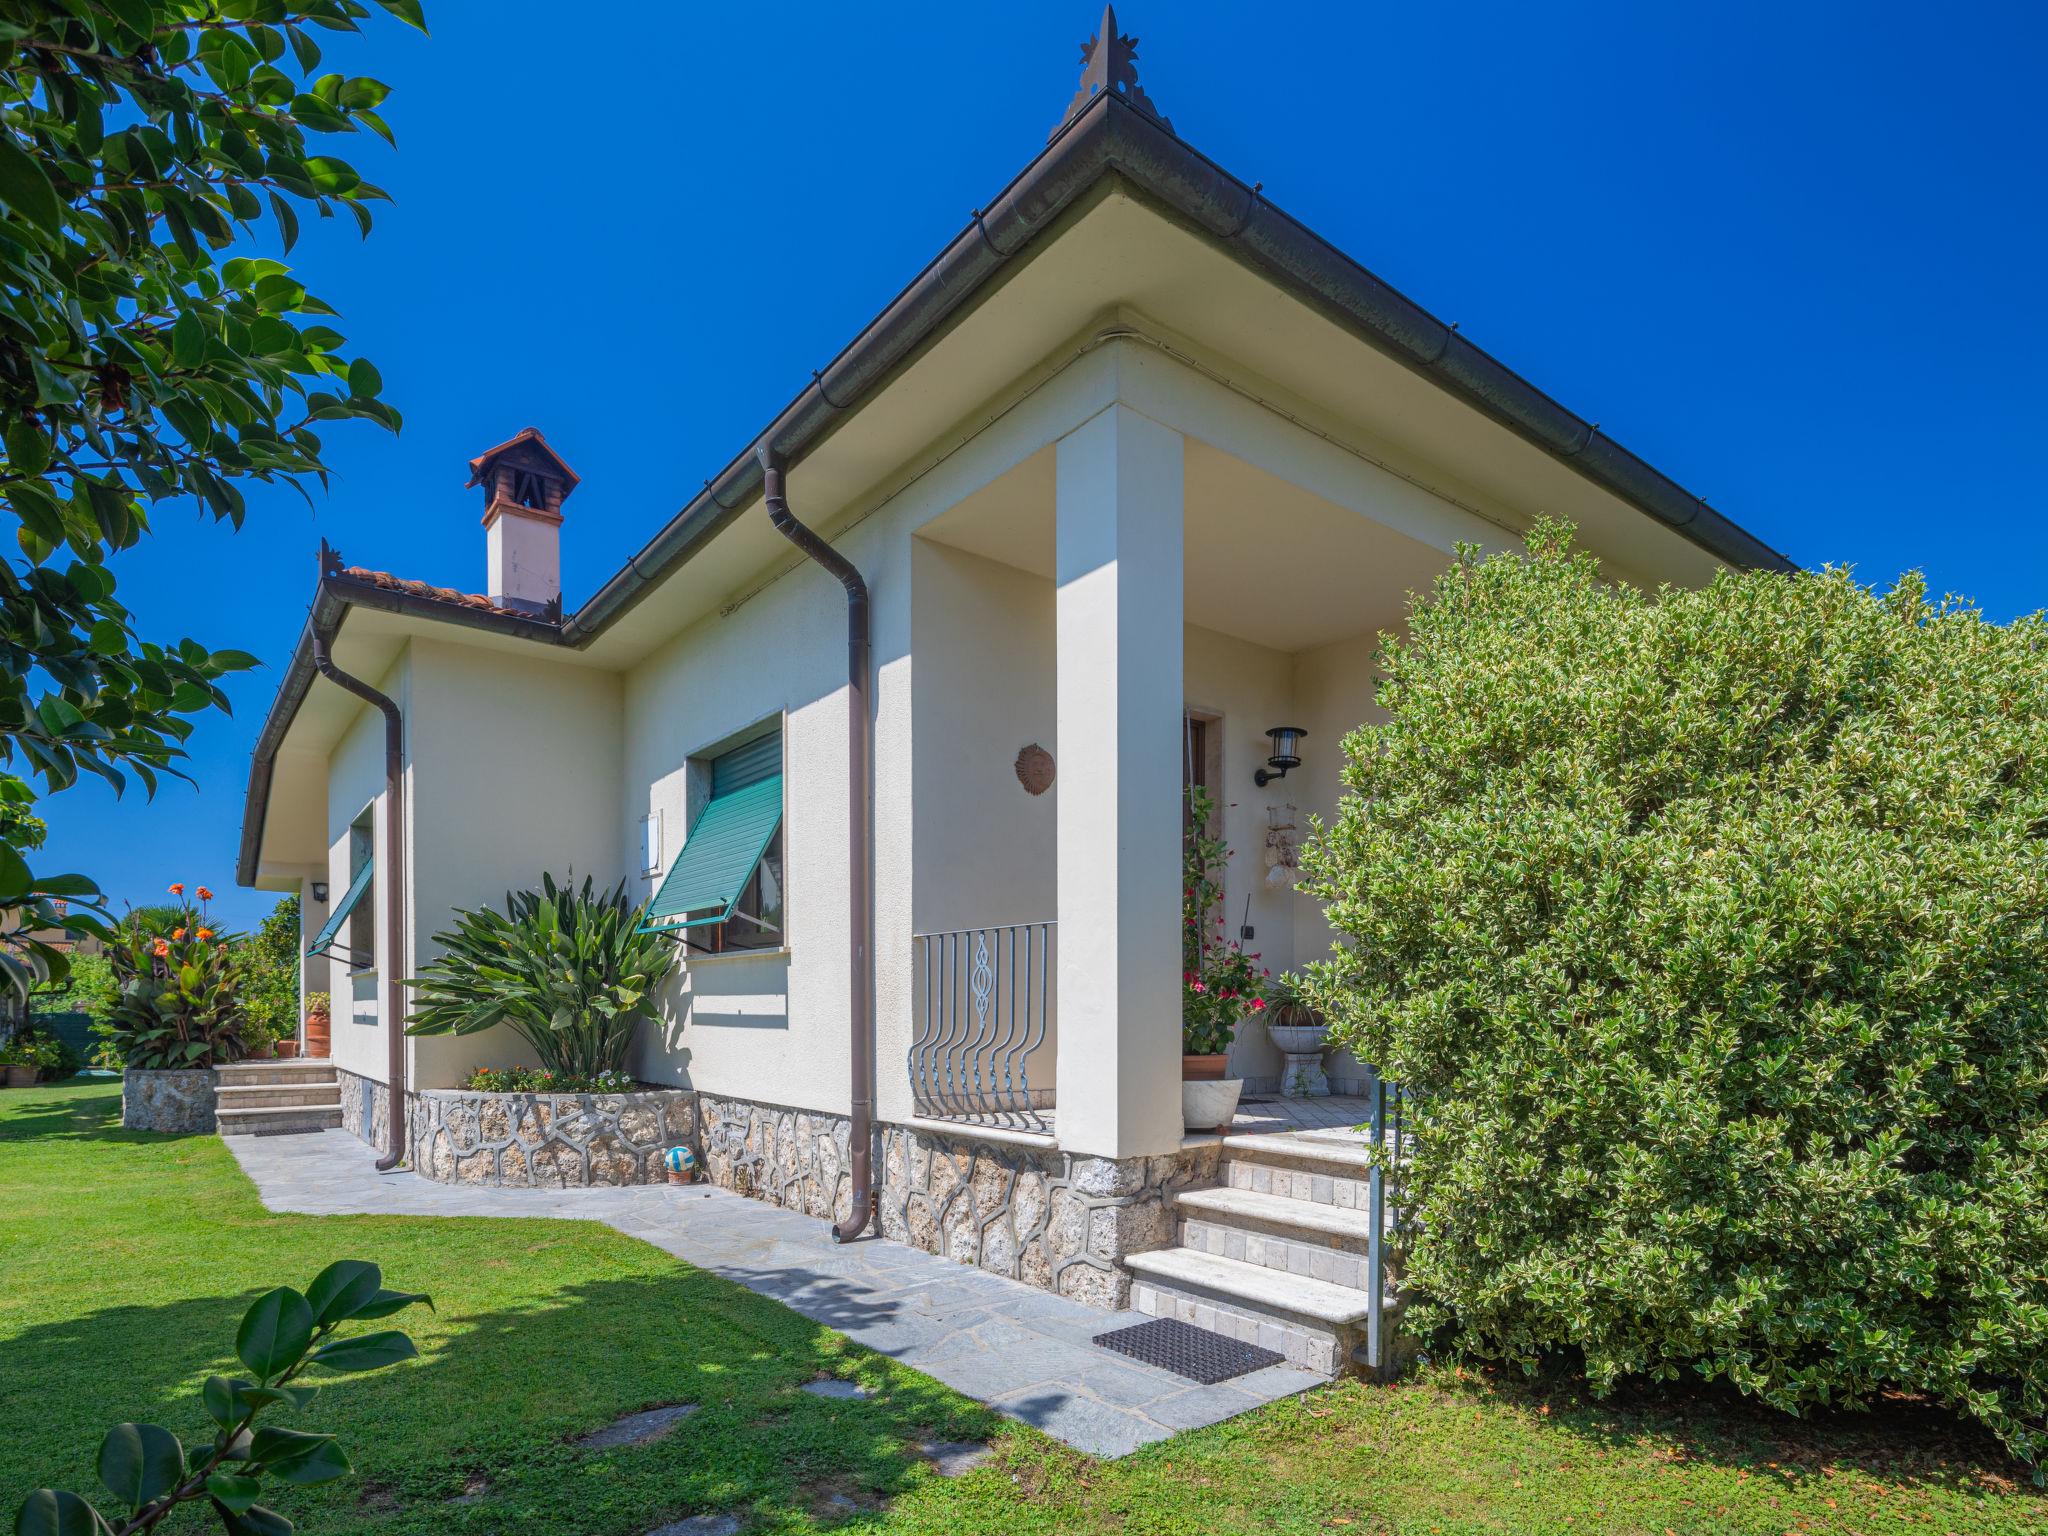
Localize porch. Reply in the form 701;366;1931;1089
901;402;1451;1160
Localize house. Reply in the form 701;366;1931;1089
235;9;1787;1373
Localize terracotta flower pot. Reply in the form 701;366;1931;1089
1181;1053;1229;1081
3;1064;33;1089
303;1009;331;1060
275;1039;300;1059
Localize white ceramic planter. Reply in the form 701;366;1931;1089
1182;1077;1242;1133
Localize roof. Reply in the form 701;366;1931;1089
238;27;1793;886
337;565;514;616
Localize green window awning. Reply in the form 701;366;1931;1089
645;735;782;932
306;858;373;961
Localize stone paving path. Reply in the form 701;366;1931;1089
228;1129;1323;1458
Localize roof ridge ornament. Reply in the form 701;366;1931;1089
1051;4;1173;142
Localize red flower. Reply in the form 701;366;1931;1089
1249;998;1268;1012
151;938;169;958
196;886;214;901
195;927;213;941
172;927;186;941
168;883;185;897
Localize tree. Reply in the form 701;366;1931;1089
238;890;299;1049
0;0;424;1000
1300;521;2048;1464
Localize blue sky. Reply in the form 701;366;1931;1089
40;0;2048;930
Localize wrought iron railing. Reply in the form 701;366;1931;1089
1362;1063;1411;1378
909;922;1055;1134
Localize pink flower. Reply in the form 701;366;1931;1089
1190;982;1206;994
1249;998;1268;1012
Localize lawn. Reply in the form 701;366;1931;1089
1;1080;2040;1536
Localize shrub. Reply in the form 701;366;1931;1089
1299;521;2048;1463
464;1064;635;1094
13;1260;429;1536
405;874;676;1080
239;896;303;1056
106;886;244;1069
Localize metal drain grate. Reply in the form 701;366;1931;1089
252;1126;323;1137
1092;1317;1284;1384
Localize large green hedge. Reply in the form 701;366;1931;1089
1301;521;2048;1462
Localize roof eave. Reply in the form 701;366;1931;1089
233;577;564;887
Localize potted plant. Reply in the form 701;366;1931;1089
275;1034;301;1059
1182;784;1266;1131
0;1034;48;1088
1264;971;1329;1098
303;990;331;1060
108;883;243;1132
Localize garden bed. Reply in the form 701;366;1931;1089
406;1086;696;1186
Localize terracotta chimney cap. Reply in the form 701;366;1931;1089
464;426;582;492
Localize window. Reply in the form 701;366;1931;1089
306;810;376;970
643;727;785;954
346;813;375;968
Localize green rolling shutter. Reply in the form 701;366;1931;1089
306;857;373;960
645;733;783;932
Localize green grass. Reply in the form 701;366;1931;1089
2;1081;2041;1535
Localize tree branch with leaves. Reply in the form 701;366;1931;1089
0;0;425;997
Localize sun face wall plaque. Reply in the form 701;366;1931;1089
1014;743;1055;796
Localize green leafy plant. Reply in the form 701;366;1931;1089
13;1259;428;1535
0;1029;59;1071
1182;783;1266;1055
405;874;677;1080
464;1064;635;1094
1298;519;2048;1466
235;894;300;1054
106;884;242;1068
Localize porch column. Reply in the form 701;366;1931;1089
1054;404;1185;1159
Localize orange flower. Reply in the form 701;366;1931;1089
152;938;169;958
195;927;213;941
168;883;185;896
172;927;186;941
197;887;214;901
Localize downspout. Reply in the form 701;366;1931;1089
310;631;408;1173
758;445;876;1242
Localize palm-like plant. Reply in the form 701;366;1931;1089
403;875;676;1080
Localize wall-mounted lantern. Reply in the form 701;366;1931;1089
1254;725;1306;787
310;881;330;904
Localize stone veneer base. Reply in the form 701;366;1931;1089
122;1068;216;1134
408;1087;698;1187
333;1077;1211;1310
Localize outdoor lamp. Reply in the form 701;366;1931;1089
311;881;330;904
1254;725;1306;787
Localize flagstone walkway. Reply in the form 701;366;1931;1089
227;1129;1323;1458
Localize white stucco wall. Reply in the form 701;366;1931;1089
322;650;410;1087
907;538;1060;1110
623;514;911;1116
401;638;626;1087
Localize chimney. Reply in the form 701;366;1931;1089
465;426;579;616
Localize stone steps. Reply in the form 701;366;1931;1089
1121;1131;1400;1378
216;1059;336;1087
1126;1248;1386;1375
216;1061;339;1136
218;1104;343;1136
216;1083;343;1111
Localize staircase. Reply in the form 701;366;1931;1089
1126;1130;1398;1377
216;1059;341;1136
